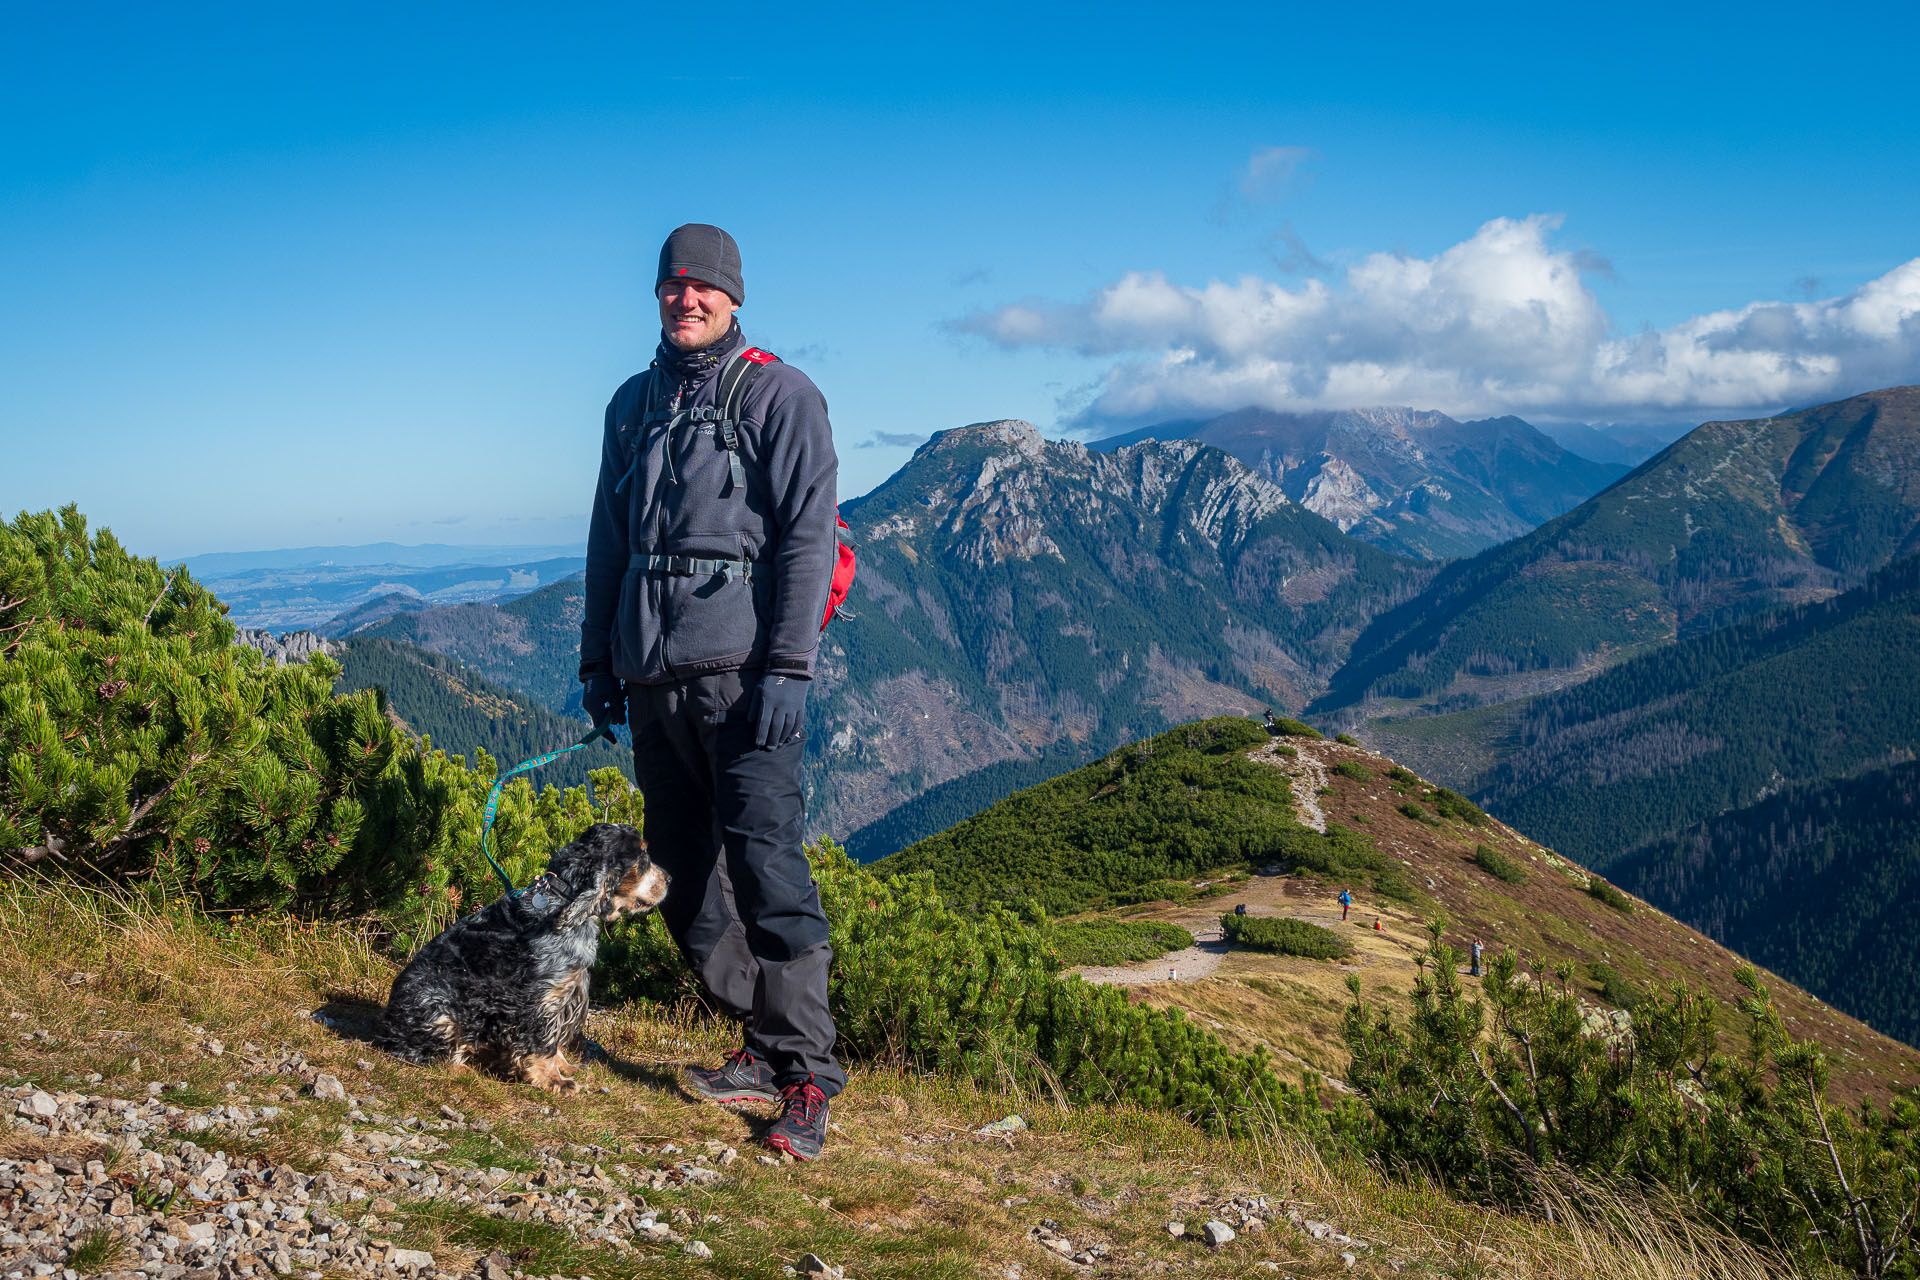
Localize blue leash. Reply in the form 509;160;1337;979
478;720;620;898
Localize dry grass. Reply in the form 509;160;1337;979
0;873;1808;1278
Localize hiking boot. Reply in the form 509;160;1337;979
684;1047;778;1105
764;1078;829;1161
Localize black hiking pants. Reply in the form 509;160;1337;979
627;670;844;1097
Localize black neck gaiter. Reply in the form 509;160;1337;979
654;318;743;397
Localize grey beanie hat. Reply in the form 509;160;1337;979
656;223;745;305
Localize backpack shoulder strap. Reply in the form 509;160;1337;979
712;348;780;494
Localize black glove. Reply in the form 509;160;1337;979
582;673;627;742
751;673;808;750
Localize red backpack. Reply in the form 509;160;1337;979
713;349;856;630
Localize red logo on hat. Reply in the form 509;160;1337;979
677;267;689;275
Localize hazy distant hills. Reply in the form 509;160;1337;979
178;541;582;578
1092;406;1629;560
817;420;1431;849
1316;385;1920;719
1532;419;1690;467
194;554;584;631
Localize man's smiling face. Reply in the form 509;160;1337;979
658;277;738;351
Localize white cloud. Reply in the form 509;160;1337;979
957;215;1920;424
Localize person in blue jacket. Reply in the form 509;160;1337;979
1339;888;1353;921
578;224;840;1161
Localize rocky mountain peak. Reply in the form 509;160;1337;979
917;418;1049;460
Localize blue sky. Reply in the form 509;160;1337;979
4;2;1917;556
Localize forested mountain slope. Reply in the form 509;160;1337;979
1475;552;1920;867
1610;758;1920;1047
1094;406;1627;560
813;420;1432;843
1315;385;1920;717
334;634;625;789
348;577;592;718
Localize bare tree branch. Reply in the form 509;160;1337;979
141;571;177;628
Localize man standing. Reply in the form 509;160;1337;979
578;224;843;1160
1339;887;1353;921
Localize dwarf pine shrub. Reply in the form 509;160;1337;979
0;507;638;950
1045;919;1193;968
1221;913;1353;960
1431;788;1488;825
1110;878;1197;905
1343;930;1920;1276
1587;878;1634;913
1471;844;1527;884
1333;760;1374;782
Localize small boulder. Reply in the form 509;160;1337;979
685;1239;715;1258
1166;1221;1186;1238
976;1114;1028;1135
310;1074;347;1102
1202;1219;1236;1248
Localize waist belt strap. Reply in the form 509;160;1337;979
630;552;752;582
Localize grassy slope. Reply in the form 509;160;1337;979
922;732;1918;1108
0;879;1787;1280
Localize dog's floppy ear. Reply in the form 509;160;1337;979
553;863;615;931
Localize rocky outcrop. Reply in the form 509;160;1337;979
234;629;338;666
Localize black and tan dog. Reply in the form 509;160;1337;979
376;823;667;1092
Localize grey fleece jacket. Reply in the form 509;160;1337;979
580;328;838;687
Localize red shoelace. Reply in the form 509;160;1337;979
777;1080;827;1126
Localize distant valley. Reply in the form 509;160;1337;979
185;542;585;631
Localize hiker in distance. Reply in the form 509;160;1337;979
578;223;844;1161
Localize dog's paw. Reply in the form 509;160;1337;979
552;1074;580;1095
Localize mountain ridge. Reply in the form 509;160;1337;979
1315;384;1920;718
1091;405;1629;560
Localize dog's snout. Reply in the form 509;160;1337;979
636;863;670;909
